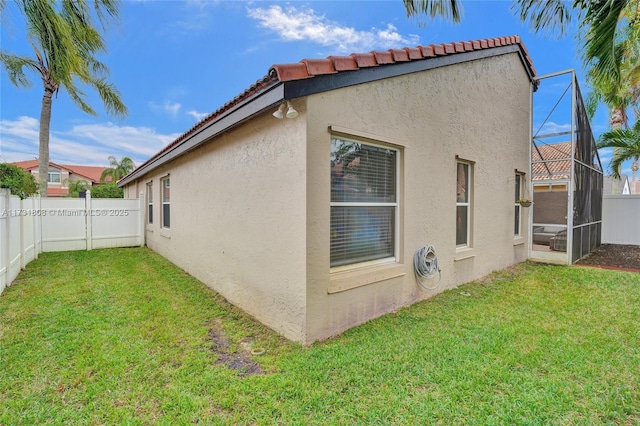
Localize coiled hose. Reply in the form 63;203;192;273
414;245;442;290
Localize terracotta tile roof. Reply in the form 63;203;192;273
61;165;109;183
532;142;572;181
12;160;108;183
11;159;39;169
121;35;536;185
271;35;535;82
12;159;66;171
46;187;69;197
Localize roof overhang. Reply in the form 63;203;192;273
120;40;536;187
119;82;285;187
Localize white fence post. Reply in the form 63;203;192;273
139;191;145;247
34;196;40;259
20;197;25;269
0;189;8;293
86;190;93;251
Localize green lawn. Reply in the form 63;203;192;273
1;248;639;424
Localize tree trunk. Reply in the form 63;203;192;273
609;106;626;193
609;106;626;130
38;88;54;196
632;156;639;194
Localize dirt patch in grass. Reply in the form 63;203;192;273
576;244;640;272
208;324;264;377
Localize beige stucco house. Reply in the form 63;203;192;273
120;35;536;344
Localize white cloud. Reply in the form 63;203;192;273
187;110;209;122
149;101;182;117
534;121;572;136
0;116;178;166
247;5;420;52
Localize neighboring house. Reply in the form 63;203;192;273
12;159;109;197
531;142;571;242
603;174;630;195
532;141;571;192
120;36;535;344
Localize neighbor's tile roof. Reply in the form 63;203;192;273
122;35;536;185
62;165;109;183
46;187;69;197
12;160;108;183
532;142;572;181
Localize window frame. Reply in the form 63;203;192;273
48;168;61;183
456;160;472;249
147;181;153;225
161;176;170;229
514;173;523;237
330;135;400;271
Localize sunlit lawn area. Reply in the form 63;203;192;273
1;248;639;424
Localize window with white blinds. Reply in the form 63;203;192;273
330;136;398;268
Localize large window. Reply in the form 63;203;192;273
147;182;153;225
48;168;61;183
161;177;170;229
514;173;522;236
456;161;472;247
330;136;398;268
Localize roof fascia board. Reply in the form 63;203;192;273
284;45;531;99
119;83;285;187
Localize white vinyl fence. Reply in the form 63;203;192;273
0;189;144;294
602;195;640;245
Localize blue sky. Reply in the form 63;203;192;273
0;1;625;176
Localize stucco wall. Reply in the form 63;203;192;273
305;52;532;343
129;112;308;342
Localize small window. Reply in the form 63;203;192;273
48;168;61;183
456;161;472;248
147;182;153;225
161;177;170;229
514;174;522;236
330;136;399;268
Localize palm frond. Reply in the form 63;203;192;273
403;0;462;23
0;52;39;87
597;120;640;178
511;0;574;37
583;0;631;81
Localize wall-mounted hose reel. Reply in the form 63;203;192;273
413;245;442;290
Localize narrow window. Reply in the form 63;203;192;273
514;174;522;236
147;182;153;225
330;136;399;268
161;177;170;229
456;161;472;247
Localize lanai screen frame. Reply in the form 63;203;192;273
532;69;603;264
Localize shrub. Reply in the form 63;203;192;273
0;163;38;199
90;182;124;198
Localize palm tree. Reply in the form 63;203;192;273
0;1;127;196
100;156;135;183
597;120;640;186
404;1;639;86
63;178;90;198
586;6;640;130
